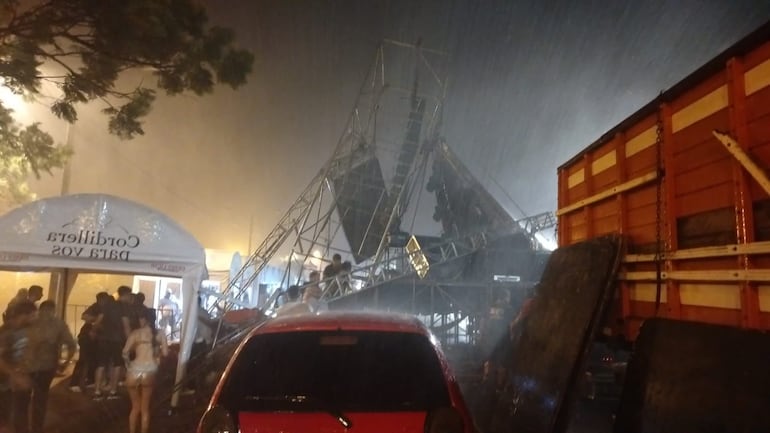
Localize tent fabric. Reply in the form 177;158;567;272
0;193;203;272
0;193;206;406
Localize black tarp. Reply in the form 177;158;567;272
332;157;390;263
614;318;770;433
506;234;623;433
463;232;544;282
427;141;515;238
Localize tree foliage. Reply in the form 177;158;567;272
0;0;253;205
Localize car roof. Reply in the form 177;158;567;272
251;310;431;336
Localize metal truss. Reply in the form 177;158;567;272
206;39;450;316
253;219;497;315
205;37;555;353
324;229;492;301
517;211;557;247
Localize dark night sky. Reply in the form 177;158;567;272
203;0;770;225
30;1;770;253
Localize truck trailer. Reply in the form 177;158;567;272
557;21;770;342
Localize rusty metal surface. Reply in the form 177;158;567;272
507;234;623;433
614;318;770;433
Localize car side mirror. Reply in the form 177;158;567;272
424;406;464;433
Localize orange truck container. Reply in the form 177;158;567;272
557;22;770;342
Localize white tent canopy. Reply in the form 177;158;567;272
0;193;205;406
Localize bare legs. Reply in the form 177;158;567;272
126;374;155;433
109;366;122;393
127;386;140;433
93;365;122;396
93;366;105;395
140;385;153;433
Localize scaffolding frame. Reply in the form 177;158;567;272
207;39;450;317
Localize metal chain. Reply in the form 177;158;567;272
654;105;664;315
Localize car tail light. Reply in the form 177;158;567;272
198;406;238;433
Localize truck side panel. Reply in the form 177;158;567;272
557;34;770;341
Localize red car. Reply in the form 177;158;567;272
198;311;475;433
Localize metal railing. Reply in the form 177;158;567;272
63;303;180;344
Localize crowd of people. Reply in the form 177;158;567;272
0;255;362;433
0;285;171;433
274;253;354;317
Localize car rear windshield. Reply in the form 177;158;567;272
218;330;451;412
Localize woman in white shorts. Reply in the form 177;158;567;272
122;308;168;433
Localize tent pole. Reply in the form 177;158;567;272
48;269;69;318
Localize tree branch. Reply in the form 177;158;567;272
0;0;57;37
39;48;134;100
60;33;169;70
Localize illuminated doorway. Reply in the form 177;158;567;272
132;275;183;342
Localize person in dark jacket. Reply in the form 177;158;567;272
14;301;75;433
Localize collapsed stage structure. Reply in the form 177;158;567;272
207;39;555;349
